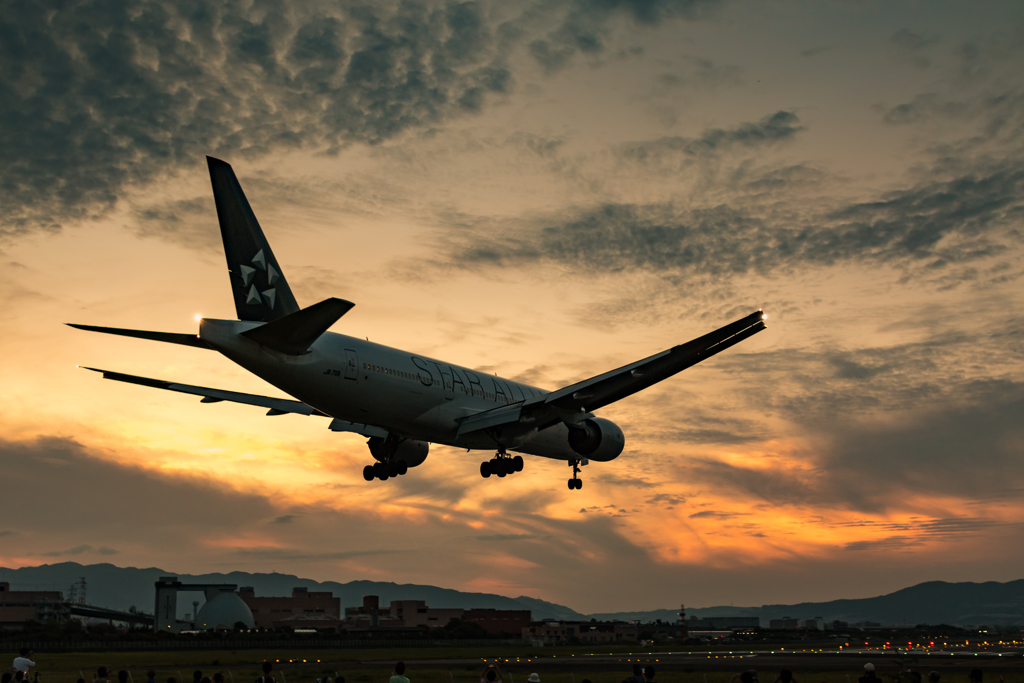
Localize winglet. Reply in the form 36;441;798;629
241;297;355;354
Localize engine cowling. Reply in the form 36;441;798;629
567;418;624;461
368;436;429;468
394;439;429;468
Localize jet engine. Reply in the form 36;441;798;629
567;417;624;461
393;439;429;468
366;436;429;469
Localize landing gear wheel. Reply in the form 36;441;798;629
480;461;491;478
512;455;524;472
568;479;576;490
576;478;583;489
373;462;389;481
397;460;408;476
363;465;375;482
388;461;400;478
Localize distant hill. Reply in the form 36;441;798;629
3;564;1023;627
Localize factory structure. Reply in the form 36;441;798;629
3;583;752;641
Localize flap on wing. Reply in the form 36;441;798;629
67;324;211;350
82;367;326;417
455;403;524;437
329;419;389;439
242;297;355;355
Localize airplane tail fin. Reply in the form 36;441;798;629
207;156;300;322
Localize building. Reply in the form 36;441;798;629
523;621;640;644
524;621;580;643
769;618;800;630
238;586;341;630
389;599;463;628
463;608;531;635
577;622;639;642
0;582;65;629
343;596;530;632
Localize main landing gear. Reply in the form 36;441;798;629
363;459;408;482
480;448;524;478
567;459;583;490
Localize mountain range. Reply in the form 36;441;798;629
3;563;1023;627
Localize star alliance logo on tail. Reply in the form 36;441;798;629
240;248;278;308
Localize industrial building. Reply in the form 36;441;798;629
522;621;639;643
0;582;66;629
238;586;341;630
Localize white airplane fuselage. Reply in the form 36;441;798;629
200;319;584;460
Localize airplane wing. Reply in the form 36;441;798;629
82;368;391;438
81;367;327;417
457;309;766;437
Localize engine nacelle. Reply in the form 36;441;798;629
395;439;429;468
368;436;429;467
567;418;624;461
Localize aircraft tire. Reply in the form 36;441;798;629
388;461;400;478
576;479;583;489
567;479;575;490
512;455;524;472
480;461;491;478
362;465;374;482
397;460;408;476
378;470;390;481
496;463;507;478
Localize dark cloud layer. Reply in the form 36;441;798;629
0;0;512;236
527;0;721;73
620;110;803;163
428;156;1024;280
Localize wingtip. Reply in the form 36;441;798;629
206;155;229;167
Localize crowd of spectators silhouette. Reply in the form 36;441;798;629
5;650;1003;683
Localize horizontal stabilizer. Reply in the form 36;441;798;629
67;324;211;349
241;297;354;355
81;367;327;417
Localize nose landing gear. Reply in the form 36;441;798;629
480;447;524;478
567;459;583;490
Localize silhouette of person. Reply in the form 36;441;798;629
776;670;796;683
480;665;502;683
257;662;276;683
928;673;940;683
859;664;881;683
642;666;656;683
389;663;409;683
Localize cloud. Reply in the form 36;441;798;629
0;0;513;237
271;515;297;525
688;510;743;519
43;545;119;557
526;0;723;73
619;111;803;163
421;157;1024;283
476;533;536;541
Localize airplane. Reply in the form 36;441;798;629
70;157;767;490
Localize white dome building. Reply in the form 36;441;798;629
195;591;255;630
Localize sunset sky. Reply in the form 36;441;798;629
3;0;1024;614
